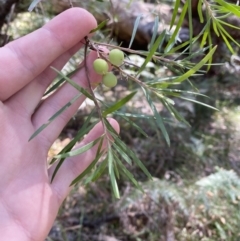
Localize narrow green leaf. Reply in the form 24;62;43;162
173;46;217;83
197;0;204;23
90;19;108;33
102;91;137;117
119;115;148;138
29;93;82;141
114;153;143;191
137;30;166;75
215;0;240;18
50;110;96;165
112;142;132;165
212;21;220;37
54;136;103;159
161;98;190;126
28;0;41;11
70;138;104;186
217;19;240;31
200;22;210;48
219;31;234;54
108;148;120;198
51;67;93;100
142;87;170;146
149;16;159;50
170;0;180;29
187;0;193;53
44;67;81;96
179;96;218;111
129;15;142;49
165;1;188;52
86;158;108;183
104;118;152;179
52;136;103;183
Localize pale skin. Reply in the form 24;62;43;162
0;8;119;241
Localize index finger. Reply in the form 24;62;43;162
0;8;97;101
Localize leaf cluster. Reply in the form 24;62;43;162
27;0;240;198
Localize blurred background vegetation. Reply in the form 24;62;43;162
1;0;240;240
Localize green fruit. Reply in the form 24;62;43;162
93;59;109;75
108;49;124;66
102;72;117;88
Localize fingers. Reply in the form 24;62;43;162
49;118;120;204
5;41;82;116
0;8;97;101
31;50;104;147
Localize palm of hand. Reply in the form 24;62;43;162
0;8;118;241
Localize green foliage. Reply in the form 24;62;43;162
26;0;240;199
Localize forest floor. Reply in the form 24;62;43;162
46;66;240;241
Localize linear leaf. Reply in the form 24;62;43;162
104;119;152;179
28;0;42;11
170;0;180;29
119;115;148;138
86;158;108;183
51;67;93;100
54;136;102;159
114;153;143;191
70;138;104;186
149;16;159;50
173;46;217;83
44;67;81;96
90;19;108;33
102;91;137;117
165;1;188;52
198;0;204;23
108;148;120;198
29;93;82;141
179;96;218;111
129;15;142;49
142;87;170;146
50;111;96;165
215;0;240;18
137;30;166;75
187;0;193;53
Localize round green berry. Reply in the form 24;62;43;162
102;72;117;88
93;59;109;75
108;49;124;66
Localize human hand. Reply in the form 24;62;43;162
0;8;119;241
